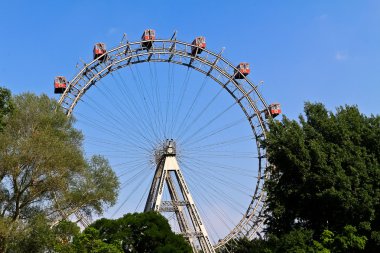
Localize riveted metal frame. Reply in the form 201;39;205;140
58;37;273;250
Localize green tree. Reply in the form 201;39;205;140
331;225;367;253
0;87;13;131
74;227;122;253
57;155;120;219
222;237;273;253
0;93;119;252
8;214;55;253
264;102;380;252
222;227;366;253
52;220;81;253
4;215;81;253
76;212;192;253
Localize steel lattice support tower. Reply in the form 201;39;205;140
144;140;215;253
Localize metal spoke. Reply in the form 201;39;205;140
56;33;275;250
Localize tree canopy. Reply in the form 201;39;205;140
0;87;13;131
77;212;192;253
262;102;380;252
0;91;119;252
3;211;191;253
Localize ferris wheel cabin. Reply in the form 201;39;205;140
54;76;67;94
93;43;107;62
191;36;206;55
234;63;250;79
141;29;156;49
267;103;282;118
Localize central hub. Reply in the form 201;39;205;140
154;139;176;164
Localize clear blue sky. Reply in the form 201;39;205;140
1;0;379;243
1;0;379;118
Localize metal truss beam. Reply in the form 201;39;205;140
145;140;215;253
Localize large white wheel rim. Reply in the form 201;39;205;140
58;34;273;249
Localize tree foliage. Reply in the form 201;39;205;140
74;227;122;253
224;226;367;253
263;102;380;252
0;87;13;131
2;211;190;253
3;215;81;253
77;212;192;253
0;92;119;252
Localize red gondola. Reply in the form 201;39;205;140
54;76;67;94
267;103;282;118
191;36;206;55
141;29;155;49
234;63;250;79
93;43;107;62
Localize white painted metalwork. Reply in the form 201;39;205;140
145;140;215;253
57;31;275;251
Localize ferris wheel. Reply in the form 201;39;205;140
54;30;281;252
